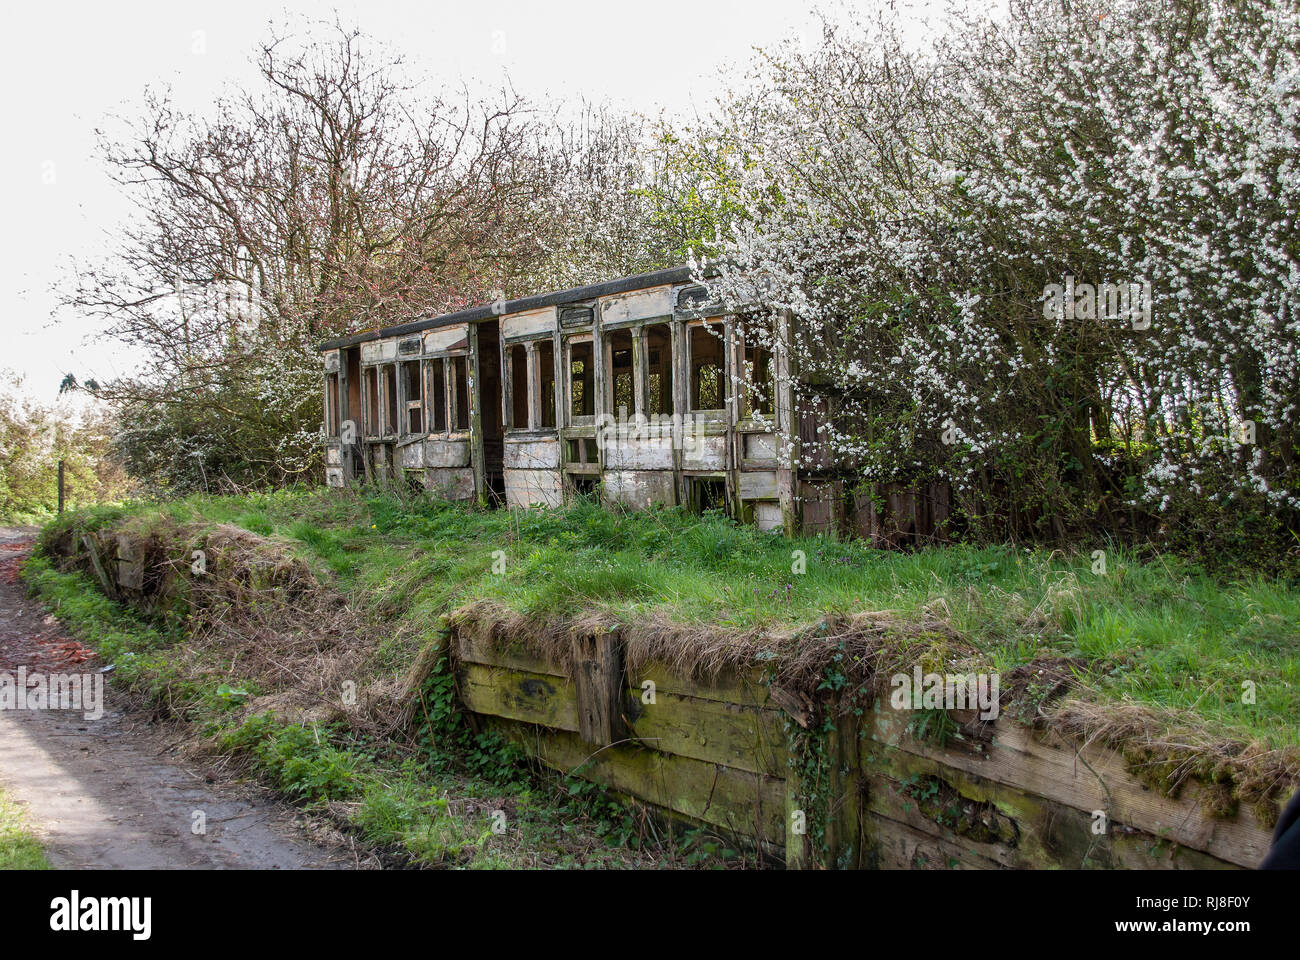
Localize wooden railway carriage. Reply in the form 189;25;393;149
318;265;896;538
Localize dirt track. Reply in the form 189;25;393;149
0;527;359;870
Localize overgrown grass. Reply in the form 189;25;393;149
85;485;1298;749
0;790;49;870
21;539;733;868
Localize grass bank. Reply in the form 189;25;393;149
24;485;1300;856
55;486;1299;748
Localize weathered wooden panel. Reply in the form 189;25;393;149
869;702;1270;867
425;466;475;500
800;480;844;536
323;350;340;372
626;689;787;777
503;436;561;470
744;432;778;461
754;501;783;532
572;630;626;746
626;662;772;708
863;743;1236;870
423;324;469;354
459;662;579;731
456;630;568;679
501;307;556;341
398;442;424;469
505;469;563;508
599;285;673;326
681;433;727;471
423;438;471;468
739;471;779;500
326;445;341;466
602;470;676;508
116;534;144;591
491;719;786;844
604;434;674;470
361;339;398;363
325;467;345;488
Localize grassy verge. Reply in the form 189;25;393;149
21;551;740;868
56;486;1300;749
0;789;49;870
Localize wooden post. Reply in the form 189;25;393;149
571;628;627;747
469;325;487;507
57;459;65;513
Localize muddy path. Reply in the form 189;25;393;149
0;527;365;870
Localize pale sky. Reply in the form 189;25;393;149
0;0;968;404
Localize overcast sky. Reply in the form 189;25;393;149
0;0;969;404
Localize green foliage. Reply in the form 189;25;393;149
220;713;359;802
0;791;49;870
0;372;130;523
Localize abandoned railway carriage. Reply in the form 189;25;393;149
317;265;923;538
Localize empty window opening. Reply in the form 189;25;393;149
569;474;599;497
607;328;634;416
452;356;470;431
402;361;423;434
538;340;555;428
383;364;399;435
569;340;594;419
744;342;774;418
690;324;725;411
326;372;341;436
427;358;447;433
364;368;379;436
509;344;529;428
645;323;673;417
690;477;727;514
566;438;600;465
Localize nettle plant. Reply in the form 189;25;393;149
697;0;1300;553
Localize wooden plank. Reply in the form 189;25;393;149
82;535;118;599
625;688;787;777
627;662;773;709
455;628;567;678
492;719;786;844
501;307;556;341
869;702;1271;867
572;629;627;746
458;662;579;732
871;815;1006;870
864;743;1240;870
423;324;469;354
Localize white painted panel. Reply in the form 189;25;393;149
602;470;675;509
424;438;471;468
739;471;779;500
323;350;340;372
504;437;561;470
681;434;727;471
605;434;674;470
399;443;425;469
423;324;470;354
502;307;556;341
426;467;475;501
599;286;673;326
325;467;345;488
326;446;341;466
754;501;783;532
505;469;563;508
744;432;778;460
